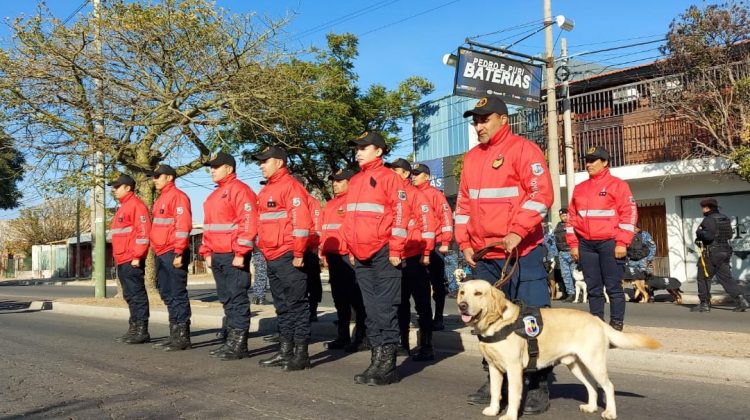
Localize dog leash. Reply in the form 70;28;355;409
473;241;519;290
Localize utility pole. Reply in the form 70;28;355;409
91;0;107;297
544;0;561;225
76;193;81;279
561;38;575;204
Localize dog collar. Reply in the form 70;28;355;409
478;303;544;371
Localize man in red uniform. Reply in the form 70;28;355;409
386;158;438;361
200;152;258;361
343;131;411;386
253;146;315;372
320;169;367;352
149;164;193;352
109;174;152;345
411;163;454;330
566;146;637;331
457;97;554;413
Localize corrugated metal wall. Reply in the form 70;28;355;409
414;95;474;161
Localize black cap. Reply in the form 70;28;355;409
349;131;387;150
252;145;288;162
204;152;236;168
584;146;610;161
410;163;431;176
559;207;568;215
463;97;509;118
328;168;356;181
151;164;177;178
385;158;412;172
108;174;135;189
700;198;718;208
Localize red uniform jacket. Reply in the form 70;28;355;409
342;158;411;261
199;173;258;258
320;192;348;256
307;194;322;251
111;192;151;265
150;182;192;256
416;181;454;246
402;178;438;258
256;168;313;261
455;124;553;259
566;167;637;249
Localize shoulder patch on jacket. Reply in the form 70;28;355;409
398;190;407;201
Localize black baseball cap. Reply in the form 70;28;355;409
385;158;412;172
349;131;388;150
559;207;568;215
411;163;431;176
328;168;356;181
584;146;610;161
204;152;236;168
108;174;135;189
463;97;509;118
150;164;177;178
252;145;288;162
700;198;718;208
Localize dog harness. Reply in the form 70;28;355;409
477;303;544;371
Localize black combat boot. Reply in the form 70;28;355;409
367;343;400;386
259;338;294;367
467;379;490;405
153;323;176;349
523;367;552;415
164;323;192;351
354;346;382;384
733;295;749;312
124;321;150;344
609;320;624;331
282;340;311;371
216;316;228;340
219;327;249;361
325;322;351;350
344;325;368;353
115;321;137;343
690;302;711;312
411;330;435;362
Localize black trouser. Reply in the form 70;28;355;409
697;247;743;303
428;250;447;323
399;255;433;338
117;262;149;323
304;250;322;305
578;238;625;323
156;250;192;324
267;252;311;342
211;252;251;331
354;246;402;347
326;253;366;333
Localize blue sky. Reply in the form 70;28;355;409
0;0;719;221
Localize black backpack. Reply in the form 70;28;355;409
627;232;649;261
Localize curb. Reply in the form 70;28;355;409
46;300;750;387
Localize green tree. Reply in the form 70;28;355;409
659;1;750;181
236;33;434;198
6;197;90;254
0;130;24;209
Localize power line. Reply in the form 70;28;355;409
469;19;546;40
358;0;462;37
63;0;91;25
568;34;665;49
293;0;401;40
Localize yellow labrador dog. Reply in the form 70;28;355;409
458;280;660;420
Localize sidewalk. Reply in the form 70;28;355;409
46;296;750;388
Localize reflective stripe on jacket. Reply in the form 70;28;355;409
199;173;258;257
111;191;151;265
307;194;322;250
320;192;348;255
455;124;553;259
402;178;437;258
343;158;411;260
150;182;192;256
566;167;637;248
256;168;313;260
416;181;454;246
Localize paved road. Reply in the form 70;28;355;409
1;283;748;333
0;306;747;419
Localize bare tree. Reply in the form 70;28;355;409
7;197;90;254
659;1;750;181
